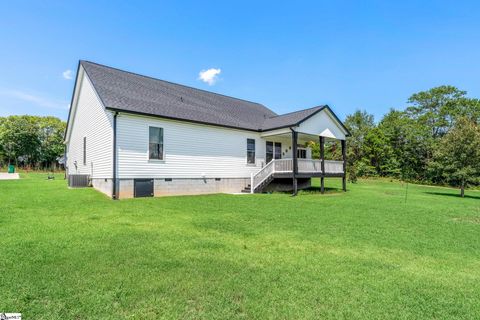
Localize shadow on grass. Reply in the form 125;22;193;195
271;186;342;195
424;191;480;200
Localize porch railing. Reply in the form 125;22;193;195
298;159;322;173
324;160;344;174
274;159;293;172
251;160;275;192
251;159;344;193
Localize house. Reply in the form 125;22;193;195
64;61;350;199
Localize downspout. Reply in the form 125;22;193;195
64;147;67;180
112;112;118;200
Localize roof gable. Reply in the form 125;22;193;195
296;107;349;139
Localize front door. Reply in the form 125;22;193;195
266;141;282;163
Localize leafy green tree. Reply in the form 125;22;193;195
306;140;319;159
344;110;375;181
0;117;5;165
379;109;430;180
432;117;480;197
453;97;480;124
406;85;467;138
0;115;66;169
38;117;66;169
0;116;41;166
363;127;395;176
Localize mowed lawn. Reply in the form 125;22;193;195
1;174;480;319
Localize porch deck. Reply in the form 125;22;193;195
251;158;344;193
271;159;344;177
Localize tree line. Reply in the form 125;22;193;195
308;85;480;197
0;115;66;170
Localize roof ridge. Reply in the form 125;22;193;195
80;60;276;114
266;105;325;119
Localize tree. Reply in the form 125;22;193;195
306;140;319;160
344;110;375;181
406;85;467;138
432;117;480;197
38;117;66;169
0;116;41;166
0;115;66;169
363;127;395;176
452;97;480;124
379;109;430;181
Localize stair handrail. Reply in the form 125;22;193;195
251;160;276;192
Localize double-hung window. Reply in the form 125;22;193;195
149;127;164;160
297;148;307;159
247;139;255;164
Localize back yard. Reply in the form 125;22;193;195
1;174;479;319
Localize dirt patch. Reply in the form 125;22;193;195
0;173;19;180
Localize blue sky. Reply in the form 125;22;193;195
1;1;480;122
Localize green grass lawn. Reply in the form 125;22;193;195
1;174;480;319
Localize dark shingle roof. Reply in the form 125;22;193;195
81;61;276;131
79;61;345;133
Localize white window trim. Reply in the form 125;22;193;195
297;147;307;159
246;138;256;166
266;140;283;163
147;125;166;163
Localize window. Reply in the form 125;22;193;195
266;141;282;163
266;141;273;163
274;142;282;159
83;137;86;165
149;127;164;160
297;148;307;159
247;139;255;164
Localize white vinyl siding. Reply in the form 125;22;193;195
116;114;266;179
297;109;347;140
66;68;113;177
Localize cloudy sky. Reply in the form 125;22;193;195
1;1;480;121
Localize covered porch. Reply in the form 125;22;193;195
251;107;349;195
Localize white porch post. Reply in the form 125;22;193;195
250;172;254;194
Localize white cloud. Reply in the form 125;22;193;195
198;68;221;85
0;89;69;110
62;69;73;80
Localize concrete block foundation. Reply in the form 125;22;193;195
109;178;250;199
91;178;113;197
